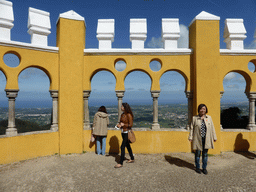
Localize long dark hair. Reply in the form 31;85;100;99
122;102;133;118
98;106;107;114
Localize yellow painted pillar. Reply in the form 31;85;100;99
189;12;221;154
56;11;85;154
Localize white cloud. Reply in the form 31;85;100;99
224;72;236;81
19;68;48;79
115;60;126;71
147;37;163;48
147;24;189;49
178;24;189;48
227;84;239;89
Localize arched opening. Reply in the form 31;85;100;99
221;72;248;129
0;71;7;135
89;70;117;128
124;71;152;128
159;71;187;129
16;67;52;133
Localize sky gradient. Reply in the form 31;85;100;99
1;0;256;107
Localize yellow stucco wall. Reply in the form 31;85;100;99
0;14;256;165
0;132;58;164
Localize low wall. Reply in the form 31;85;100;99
0;131;59;164
84;128;191;154
220;130;256;152
1;128;256;165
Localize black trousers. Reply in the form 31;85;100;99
120;133;134;165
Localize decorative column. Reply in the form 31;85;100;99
220;91;224;129
246;92;256;130
83;90;91;129
151;90;160;130
116;90;125;123
185;91;193;130
5;89;18;136
50;90;58;131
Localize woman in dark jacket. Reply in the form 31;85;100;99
114;103;134;168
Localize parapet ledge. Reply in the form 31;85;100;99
84;48;192;55
0;129;57;138
0;39;59;53
220;49;256;55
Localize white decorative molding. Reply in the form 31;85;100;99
84;48;192;55
96;19;115;50
58;10;85;22
223;19;247;50
130;19;147;49
28;7;51;46
162;19;180;49
189;11;220;26
220;49;256;56
0;39;58;53
0;0;14;41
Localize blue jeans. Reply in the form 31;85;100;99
195;137;208;169
96;136;106;155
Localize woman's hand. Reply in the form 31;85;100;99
188;139;192;142
120;122;124;127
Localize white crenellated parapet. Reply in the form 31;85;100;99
130;19;147;49
0;0;14;41
162;19;180;49
96;19;115;50
223;19;247;50
27;7;51;46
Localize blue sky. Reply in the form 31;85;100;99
1;0;256;107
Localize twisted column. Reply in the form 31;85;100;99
246;92;256;130
5;89;18;136
50;90;58;131
83;90;91;129
151;90;160;130
185;91;193;130
116;91;125;123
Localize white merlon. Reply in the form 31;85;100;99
224;19;247;50
97;19;115;50
130;19;147;49
162;19;180;49
189;11;220;26
28;7;51;46
0;0;14;41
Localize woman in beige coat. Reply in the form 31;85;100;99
188;104;217;174
92;106;109;156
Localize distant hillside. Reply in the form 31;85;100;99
0;119;51;135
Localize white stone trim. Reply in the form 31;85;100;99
0;39;58;53
130;19;147;49
0;0;14;41
220;49;256;56
189;11;220;27
28;7;51;46
223;19;247;50
57;10;85;24
162;18;180;49
96;19;115;50
84;48;192;55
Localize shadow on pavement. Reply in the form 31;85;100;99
164;155;195;170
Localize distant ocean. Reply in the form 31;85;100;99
0;98;248;108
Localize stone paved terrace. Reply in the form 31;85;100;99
0;152;255;191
